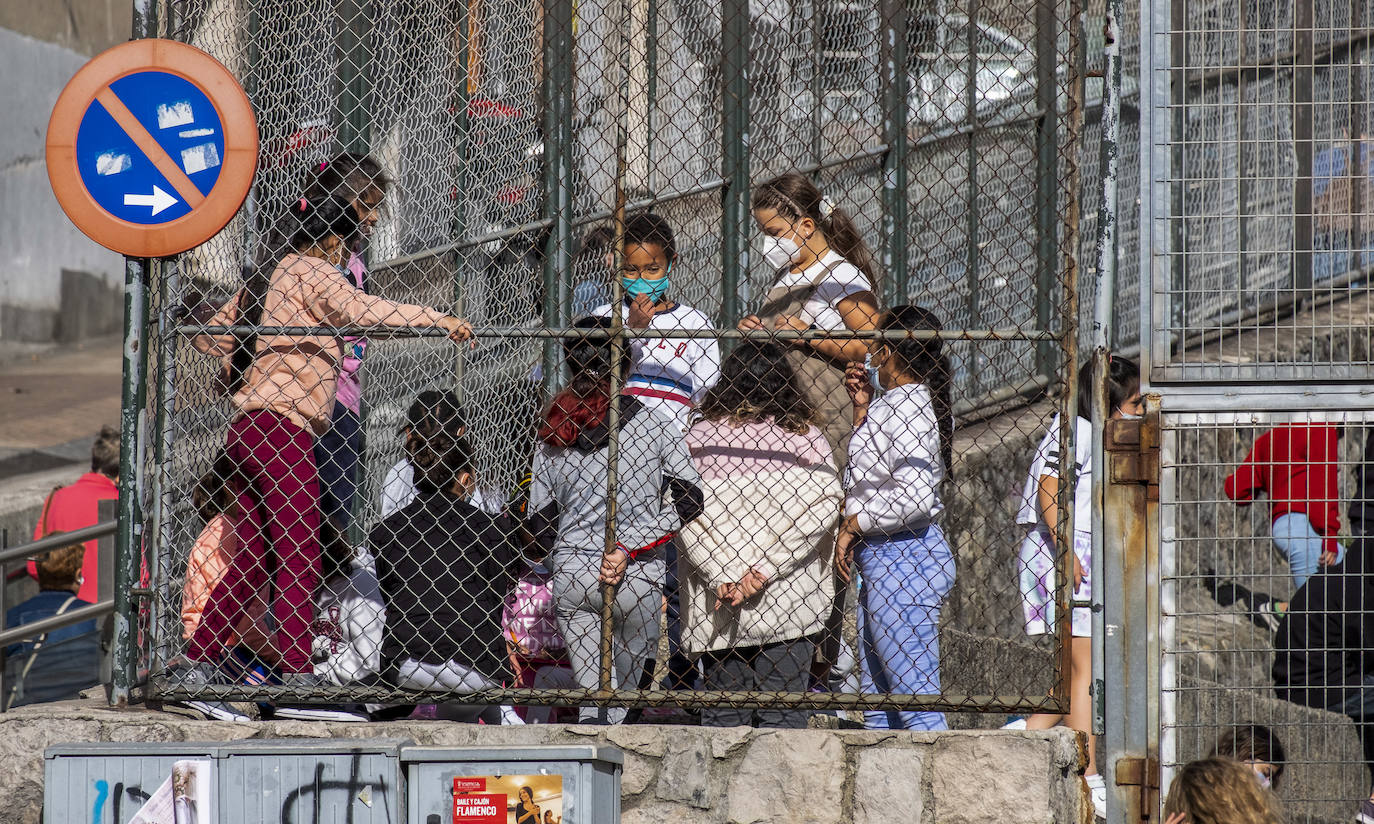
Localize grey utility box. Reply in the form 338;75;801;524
46;738;408;824
402;745;622;824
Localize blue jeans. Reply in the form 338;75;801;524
1272;512;1341;588
857;524;956;730
314;403;362;532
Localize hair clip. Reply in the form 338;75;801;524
299;197;308;210
318;160;329;171
819;196;837;219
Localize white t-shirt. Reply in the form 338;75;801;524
770;250;873;331
378;459;495;519
593;301;721;433
1016;414;1092;533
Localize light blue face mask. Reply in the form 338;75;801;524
622;263;671;303
865;352;885;395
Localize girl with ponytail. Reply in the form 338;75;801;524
739;172;884;695
738;172;883;464
183;193;473;707
836;305;957;731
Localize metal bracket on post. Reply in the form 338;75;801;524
1114;756;1161;821
1107;418;1160;502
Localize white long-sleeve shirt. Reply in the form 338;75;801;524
593;301;721;433
844;382;945;534
311;548;384;686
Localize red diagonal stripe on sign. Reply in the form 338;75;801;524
94;86;206;209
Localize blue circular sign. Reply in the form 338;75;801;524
74;70;227;226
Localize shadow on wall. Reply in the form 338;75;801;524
0;269;123;343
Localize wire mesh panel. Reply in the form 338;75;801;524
1160;410;1374;823
133;0;1089;726
1145;0;1374;383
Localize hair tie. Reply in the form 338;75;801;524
299;197;308;210
318;160;329;171
820;197;837;219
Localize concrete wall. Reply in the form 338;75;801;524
0;16;125;346
0;701;1086;824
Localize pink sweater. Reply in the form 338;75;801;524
196;253;447;434
685;418;835;480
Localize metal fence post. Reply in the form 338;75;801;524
112;0;159;710
720;0;751;331
881;0;910;306
1101;400;1162;822
541;0;575;385
113;255;148;708
1033;0;1060;379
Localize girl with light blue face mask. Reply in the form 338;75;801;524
592;213;722;436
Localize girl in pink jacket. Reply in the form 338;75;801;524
180;195;471;705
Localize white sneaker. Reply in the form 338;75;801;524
1002;718;1028;730
1085;773;1106;820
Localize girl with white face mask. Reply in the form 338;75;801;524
737;173;882;467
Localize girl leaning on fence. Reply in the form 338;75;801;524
174;193;473;711
678;341;843;728
836;305;957;732
528;316;704;724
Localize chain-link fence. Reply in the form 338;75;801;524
130;0;1092;725
1160;412;1374;822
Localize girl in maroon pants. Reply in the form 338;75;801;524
176;194;472;718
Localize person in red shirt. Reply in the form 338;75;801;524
1220;423;1344;627
29;426;119;604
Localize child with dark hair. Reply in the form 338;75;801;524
183;193;473;703
379;389;470;518
305;153;393;532
836;305;957;732
528;316;704;723
590;212;719;695
1011;355;1142;817
1209;725;1287;790
371;412;520;719
679;342;842;728
592;212;720;433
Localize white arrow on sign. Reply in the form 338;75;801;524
122;185;179;216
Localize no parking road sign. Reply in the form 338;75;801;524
46;39;258;258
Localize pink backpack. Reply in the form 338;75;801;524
502;566;565;660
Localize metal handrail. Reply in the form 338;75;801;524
0;521;117;566
0;600;113;648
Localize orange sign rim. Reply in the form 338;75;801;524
46;39;258;259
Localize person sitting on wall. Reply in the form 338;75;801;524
1272;535;1374;820
4;540;102;709
28;425;120;603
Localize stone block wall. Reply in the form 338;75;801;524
0;702;1085;824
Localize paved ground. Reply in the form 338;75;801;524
0;336;122;480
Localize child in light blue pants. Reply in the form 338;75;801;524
837;305;957;731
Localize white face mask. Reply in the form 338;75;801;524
760;235;801;271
